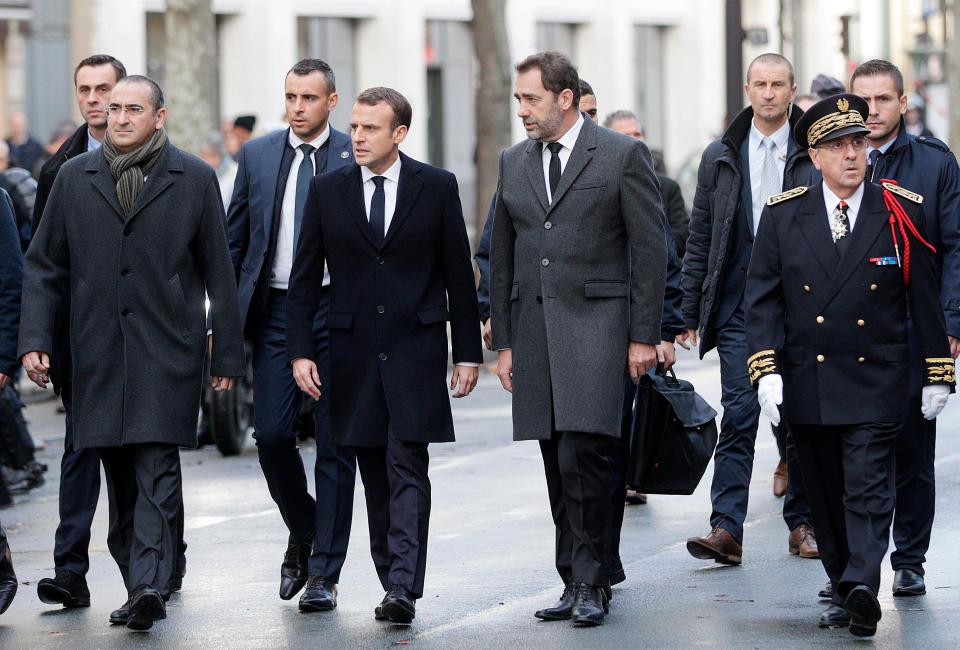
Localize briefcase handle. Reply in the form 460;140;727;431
654;364;681;388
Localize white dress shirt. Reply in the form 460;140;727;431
361;155;402;233
822;181;864;234
749;119;789;230
541;113;585;203
271;126;330;290
87;132;102;152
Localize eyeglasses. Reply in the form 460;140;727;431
106;103;146;116
817;137;867;153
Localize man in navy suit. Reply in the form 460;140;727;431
227;59;356;611
287;87;482;624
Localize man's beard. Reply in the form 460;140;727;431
527;104;564;142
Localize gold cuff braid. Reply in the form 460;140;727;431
925;357;956;384
748;349;777;384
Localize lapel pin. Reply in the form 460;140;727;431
340;151;350;159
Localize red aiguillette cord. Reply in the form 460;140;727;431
880;178;936;286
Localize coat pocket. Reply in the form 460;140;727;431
880;343;908;362
584;280;628;298
326;312;353;329
417;305;450;325
510;282;520;301
167;274;192;339
571;180;608;191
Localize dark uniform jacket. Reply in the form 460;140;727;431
18;143;246;448
745;181;954;426
286;153;482;446
682;106;813;355
0;193;21;376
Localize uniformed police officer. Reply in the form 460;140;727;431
745;93;954;638
849;59;960;597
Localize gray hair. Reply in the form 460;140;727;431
603;110;642;130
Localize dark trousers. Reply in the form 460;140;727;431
710;306;811;542
354;437;430;598
607;373;638;585
54;384;186;580
100;443;182;596
892;392;937;573
252;288;356;580
541;430;611;587
772;422;812;531
791;421;899;605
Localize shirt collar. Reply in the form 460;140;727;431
548;112;585;152
361;154;402;184
867;138;895;156
749;118;790;152
822;180;864;216
287;124;330;152
87;131;102;152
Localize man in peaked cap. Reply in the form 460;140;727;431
744;93;953;638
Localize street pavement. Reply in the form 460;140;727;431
1;349;960;648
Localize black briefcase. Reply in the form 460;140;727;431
627;367;718;495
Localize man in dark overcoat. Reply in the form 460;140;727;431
18;75;245;631
490;52;666;627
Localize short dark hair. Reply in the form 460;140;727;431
287;58;336;94
515;51;581;104
355;87;412;130
746;52;795;86
579;79;594;98
116;75;165;110
850;59;905;97
74;54;126;85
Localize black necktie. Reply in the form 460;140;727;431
293;143;315;251
370;176;386;244
867;149;881;180
546;142;563;200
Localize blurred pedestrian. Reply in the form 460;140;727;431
19;75;245;632
33;121;77;177
850;58;960;598
810;73;845;99
198;132;238;211
0;140;37;251
229;114;256;159
679;53;817;566
226;59;355;611
904;98;934;138
6;112;44;176
491;52;666;627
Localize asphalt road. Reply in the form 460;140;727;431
1;349;959;648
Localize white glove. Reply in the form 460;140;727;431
921;385;950;420
757;374;783;426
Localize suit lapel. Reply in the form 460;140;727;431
795;183;840;277
820;183;889;308
260;130;286;234
125;145;180;222
382;153;423;250
86;151;125;221
524;140;549;213
325;128;353;171
337;164;379;250
546;119;597;216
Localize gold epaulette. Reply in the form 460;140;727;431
748;349;777;384
925;357;955;384
882;181;923;204
767;186;808;206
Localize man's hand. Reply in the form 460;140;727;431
482;319;493;351
656;340;677;371
675;328;698;351
450;364;479;398
211;376;236;392
497;349;513;393
949;335;960;360
22;351;51;389
628;342;658;384
757;374;783;426
292;357;322;399
0;373;9;389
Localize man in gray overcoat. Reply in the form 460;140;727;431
490;52;666;627
19;75;245;631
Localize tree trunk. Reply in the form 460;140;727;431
164;0;217;154
470;0;512;243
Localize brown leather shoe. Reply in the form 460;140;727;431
789;524;819;558
686;527;742;565
773;461;788;498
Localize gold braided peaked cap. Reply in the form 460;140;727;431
794;93;870;149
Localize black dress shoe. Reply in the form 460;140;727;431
534;583;575;621
571;583;605;627
299;576;337;611
279;535;311;600
843;585;881;638
126;587;166;631
379;585;416;624
818;604;851;628
37;571;90;608
818;581;833;600
110;597;132;625
0;540;16;615
892;568;926;596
